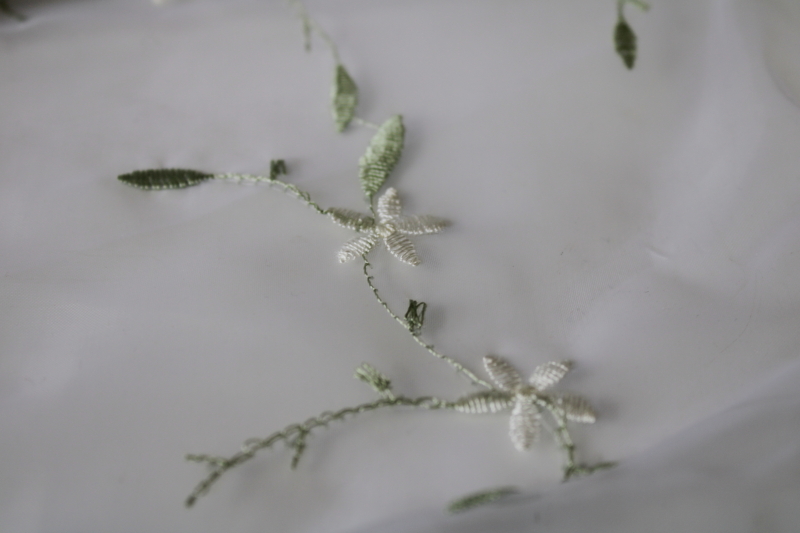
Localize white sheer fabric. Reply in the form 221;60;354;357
2;1;799;532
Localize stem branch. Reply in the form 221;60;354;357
536;397;614;480
213;173;327;216
361;256;492;390
185;394;451;507
289;0;342;64
617;0;650;17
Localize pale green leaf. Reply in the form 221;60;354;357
331;64;358;132
447;487;518;514
358;115;405;202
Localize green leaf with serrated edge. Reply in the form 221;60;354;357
118;169;213;190
331;64;358;132
614;18;637;69
452;391;514;414
359;115;405;202
447;487;518;514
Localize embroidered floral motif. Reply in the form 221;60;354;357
117;1;614;511
483;355;596;451
328;187;447;265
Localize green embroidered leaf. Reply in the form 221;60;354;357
404;300;427;335
331;64;358;132
0;0;25;21
270;159;288;179
615;0;649;70
452;390;514;414
118;169;213;190
447;487;518;514
359;115;405;202
614;18;637;69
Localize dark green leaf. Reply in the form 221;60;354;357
447;487;518;514
270;159;288;179
615;17;637;69
404;300;427;335
359;115;405;202
118;169;213;190
0;0;25;21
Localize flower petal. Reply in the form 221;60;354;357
337;235;379;263
327;208;375;232
529;360;572;391
377;187;402;222
483;355;523;392
509;395;540;451
395;215;448;235
452;390;514;414
556;394;597;423
384;232;420;265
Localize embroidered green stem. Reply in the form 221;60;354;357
290;0;362;131
289;0;342;64
185;393;453;507
361;256;492;390
534;397;614;480
618;0;650;13
353;117;380;130
213;173;327;216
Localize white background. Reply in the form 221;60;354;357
2;1;800;532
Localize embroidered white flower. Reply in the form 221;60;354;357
327;187;447;266
483;355;596;451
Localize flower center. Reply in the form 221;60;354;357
377;222;397;238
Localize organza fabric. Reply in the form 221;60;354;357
2;1;799;532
